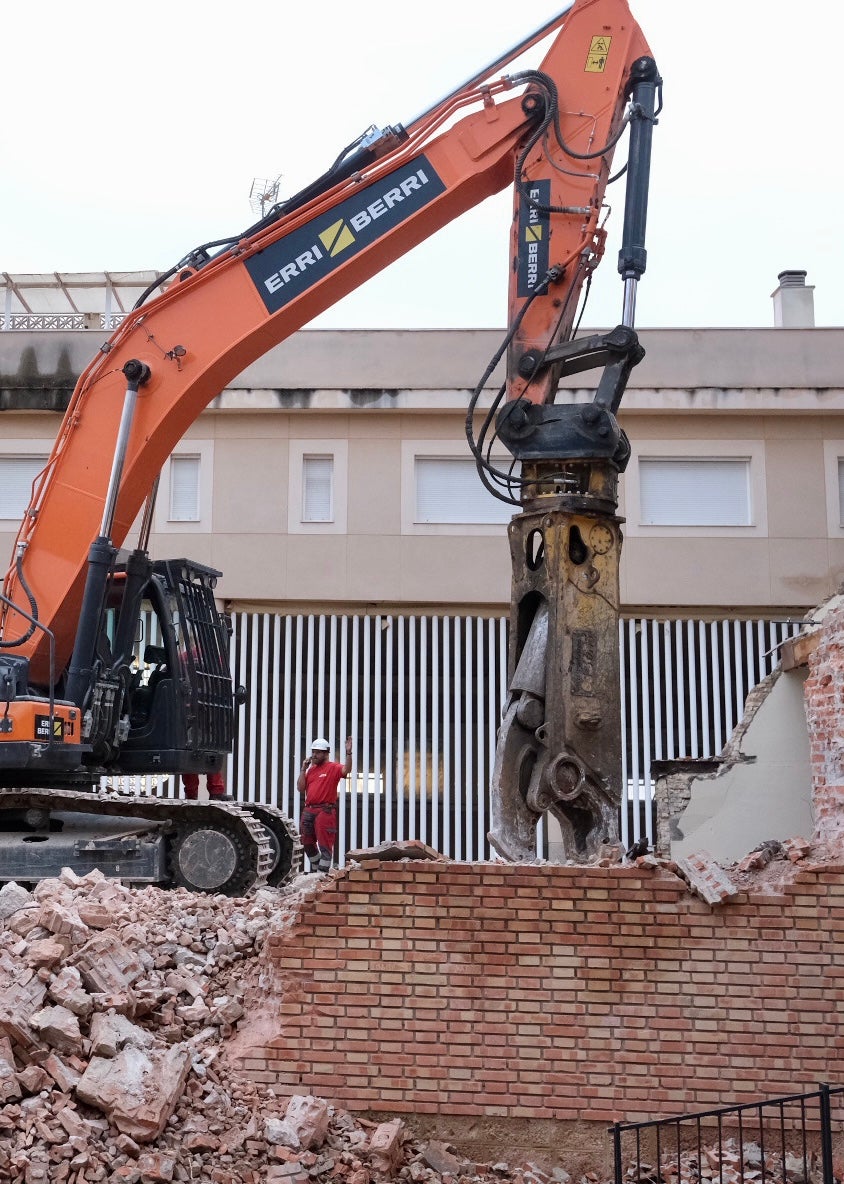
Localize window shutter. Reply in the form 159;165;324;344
415;458;514;524
639;458;751;526
169;455;201;522
0;457;47;520
303;456;333;522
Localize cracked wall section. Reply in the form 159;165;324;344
805;597;844;849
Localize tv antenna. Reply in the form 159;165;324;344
249;176;282;216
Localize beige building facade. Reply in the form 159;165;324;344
2;322;843;616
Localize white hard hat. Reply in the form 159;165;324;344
311;738;331;751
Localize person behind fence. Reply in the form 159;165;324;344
297;736;352;872
182;771;231;801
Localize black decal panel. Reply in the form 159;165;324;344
245;157;447;314
517;179;551;298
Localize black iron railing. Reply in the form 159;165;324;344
611;1085;844;1184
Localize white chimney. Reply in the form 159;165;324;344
771;270;815;328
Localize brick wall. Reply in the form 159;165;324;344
238;859;844;1123
805;599;844;845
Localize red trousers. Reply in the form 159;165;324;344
300;805;337;872
183;772;226;800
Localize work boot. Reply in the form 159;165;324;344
209;794;234;802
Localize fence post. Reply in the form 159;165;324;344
819;1083;834;1184
611;1123;623;1184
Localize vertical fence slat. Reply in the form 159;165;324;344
258;613;270;805
443;617;452;860
674;620;686;761
464;616;473;862
420;616;428;847
373;615;383;848
397;616;406;846
317;616;327;743
385;616;394;848
432;617;440;855
350;617;361;858
699;620;711;755
338;617;349;867
362;616;372;850
270;615;280;808
454;616;462;863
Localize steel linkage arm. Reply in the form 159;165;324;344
488;49;660;864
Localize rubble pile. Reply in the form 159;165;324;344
622;1138;822;1184
0;870;570;1184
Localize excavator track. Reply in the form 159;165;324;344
240;802;303;887
0;787;288;896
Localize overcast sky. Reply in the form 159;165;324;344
3;0;840;330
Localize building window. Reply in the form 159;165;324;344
288;441;347;535
414;457;513;525
168;455;201;522
154;442;213;534
638;458;752;527
302;456;334;523
837;458;844;527
0;456;47;521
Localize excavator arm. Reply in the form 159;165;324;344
0;0;659;865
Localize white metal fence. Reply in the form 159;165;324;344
223;611;802;865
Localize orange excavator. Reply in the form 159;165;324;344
0;0;659;891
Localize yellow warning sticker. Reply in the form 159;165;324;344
525;225;543;242
319;220;356;257
586;35;611;72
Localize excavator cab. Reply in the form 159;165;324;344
0;556;235;787
117;558;236;780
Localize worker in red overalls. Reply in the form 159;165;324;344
297;736;353;872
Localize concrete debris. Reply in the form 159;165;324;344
621;1136;821;1184
76;1042;192;1141
346;840;444;863
369;1119;406;1172
285;1095;331;1150
0;867;570;1184
735;840;785;874
674;851;740;905
0;884;36;924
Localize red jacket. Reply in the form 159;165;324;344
303;761;345;807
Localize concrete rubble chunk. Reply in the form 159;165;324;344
0;1035;22;1102
38;900;91;943
55;1105;91;1138
266;1117;303;1149
72;932;144;993
75;901;114;929
136;1150;177;1181
369;1119;406;1172
284;1094;330;1150
75;1042;191;1143
347;839;444;863
89;1011;156;1058
29;1004;84;1054
15;1064;51;1094
48;965;94;1017
0;1009;38;1052
24;936;67;969
421;1139;462;1175
675;850;740;905
42;1052;82;1092
0;881;37;921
